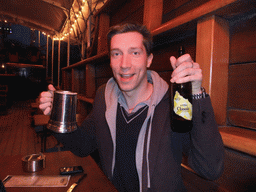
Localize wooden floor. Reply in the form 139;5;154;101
0;99;58;157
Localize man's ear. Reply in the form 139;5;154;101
147;53;153;68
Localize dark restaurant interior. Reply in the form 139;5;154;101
0;0;256;191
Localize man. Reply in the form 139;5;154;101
40;23;224;192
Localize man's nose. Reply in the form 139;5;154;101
120;54;131;69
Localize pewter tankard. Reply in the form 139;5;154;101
47;90;77;133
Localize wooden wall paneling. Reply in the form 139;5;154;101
228;63;256;111
143;0;163;30
151;44;175;72
97;13;110;54
152;0;237;36
78;68;86;94
229;16;256;64
95;0;128;16
213;0;256;21
228;109;256;130
152;34;197;72
110;0;144;26
79;68;86;96
95;62;112;79
95;64;112;89
95;78;111;90
123;6;144;26
150;35;196;87
162;0;190;16
72;68;80;93
61;69;72;91
162;0;208;23
196;15;229;125
86;64;96;98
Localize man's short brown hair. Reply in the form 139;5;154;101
107;23;153;56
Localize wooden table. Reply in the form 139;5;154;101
0;151;117;192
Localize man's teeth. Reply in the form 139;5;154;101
121;74;133;78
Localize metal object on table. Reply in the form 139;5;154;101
47;90;77;133
67;173;87;192
22;153;46;172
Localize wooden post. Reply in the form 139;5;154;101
67;29;70;67
51;38;54;84
46;35;49;77
38;31;40;49
58;39;61;88
196;15;229;125
143;0;163;31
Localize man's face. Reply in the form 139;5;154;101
110;31;153;95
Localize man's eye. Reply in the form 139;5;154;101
111;52;120;57
133;51;140;56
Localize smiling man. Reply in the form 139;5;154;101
109;31;153;113
39;23;224;192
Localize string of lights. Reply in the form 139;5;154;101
51;0;106;43
1;0;107;45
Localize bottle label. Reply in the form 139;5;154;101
173;91;192;120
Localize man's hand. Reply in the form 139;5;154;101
170;54;202;94
39;84;56;115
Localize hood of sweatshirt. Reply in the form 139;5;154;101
105;70;168;191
